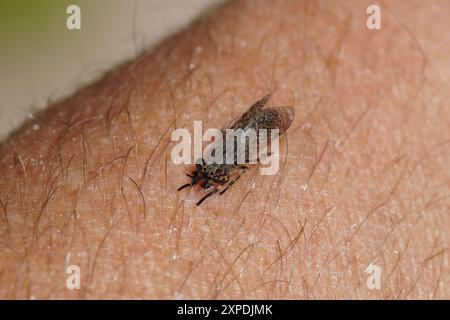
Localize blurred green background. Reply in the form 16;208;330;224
0;0;221;139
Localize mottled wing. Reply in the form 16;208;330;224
204;95;270;164
226;106;295;164
253;106;295;134
229;94;270;130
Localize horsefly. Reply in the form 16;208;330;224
177;94;295;206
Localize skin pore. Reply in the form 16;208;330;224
0;0;449;299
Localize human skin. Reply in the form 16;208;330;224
0;0;449;299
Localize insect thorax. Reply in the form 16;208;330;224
196;161;230;184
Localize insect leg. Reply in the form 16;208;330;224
177;183;191;191
219;176;241;195
196;187;220;206
219;166;247;195
178;171;199;191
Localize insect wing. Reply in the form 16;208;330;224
229;94;270;130
244;106;295;164
225;106;294;164
206;95;270;164
256;106;295;134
